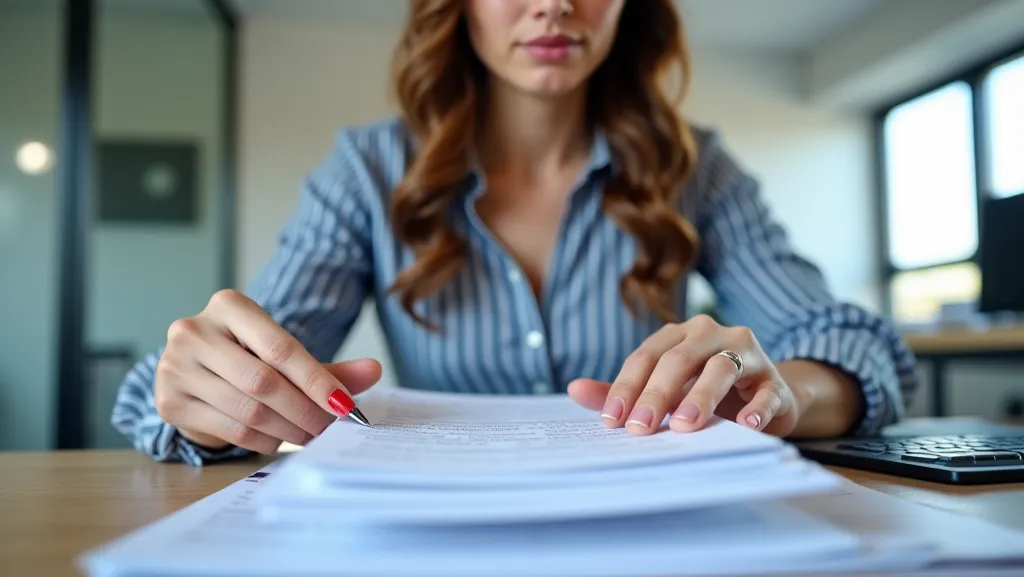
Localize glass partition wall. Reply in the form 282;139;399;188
0;0;237;450
0;0;67;451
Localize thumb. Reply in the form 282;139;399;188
567;378;612;412
323;358;383;396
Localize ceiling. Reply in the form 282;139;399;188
228;0;888;55
0;0;213;21
679;0;885;53
0;0;888;55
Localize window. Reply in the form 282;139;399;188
890;263;981;325
879;49;1024;326
984;54;1024;199
883;82;977;271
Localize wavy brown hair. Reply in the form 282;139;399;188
388;0;700;329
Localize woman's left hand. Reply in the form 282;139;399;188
568;315;800;436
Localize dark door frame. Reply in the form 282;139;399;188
54;0;239;449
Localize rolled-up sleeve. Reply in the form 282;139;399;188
111;129;376;464
692;130;919;436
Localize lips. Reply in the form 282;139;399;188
524;34;579;48
520;34;581;62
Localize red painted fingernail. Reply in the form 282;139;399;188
328;389;355;416
746;413;762;429
672;402;700;422
600;397;624;420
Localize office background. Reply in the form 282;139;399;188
1;0;1022;452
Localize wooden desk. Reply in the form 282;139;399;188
903;325;1024;416
904;325;1024;355
2;450;1023;577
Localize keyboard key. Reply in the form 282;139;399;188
901;453;941;464
935;453;976;465
970;452;1022;462
929;448;970;454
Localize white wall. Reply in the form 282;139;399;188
238;20;399;288
684;48;879;310
237;19;883;391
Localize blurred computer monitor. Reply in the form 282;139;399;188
979;192;1024;314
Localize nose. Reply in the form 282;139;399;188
532;0;573;21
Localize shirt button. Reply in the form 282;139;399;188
532;381;552;394
507;269;522;283
525;331;545;349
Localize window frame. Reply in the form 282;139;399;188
874;42;1024;318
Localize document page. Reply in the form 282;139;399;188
789;480;1024;565
258;457;840;525
79;461;867;577
296;388;783;476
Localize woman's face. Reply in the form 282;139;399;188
465;0;625;97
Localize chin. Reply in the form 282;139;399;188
517;71;587;98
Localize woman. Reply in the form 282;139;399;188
113;0;918;465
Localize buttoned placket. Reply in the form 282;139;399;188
460;136;614;395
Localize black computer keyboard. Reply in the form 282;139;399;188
796;434;1024;485
838;434;1024;465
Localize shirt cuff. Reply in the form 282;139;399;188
111;351;254;466
145;419;253;466
765;303;919;437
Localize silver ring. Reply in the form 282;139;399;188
715;350;743;378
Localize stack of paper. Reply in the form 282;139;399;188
254;388;840;525
79;388;1024;577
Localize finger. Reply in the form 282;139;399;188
322;359;383;396
207;290;358;418
174;396;283;455
601;325;686;427
182;367;311;447
627;342;717;435
569;376;696;417
670;352;742;433
737;379;788;432
566;378;611;411
196;333;334;438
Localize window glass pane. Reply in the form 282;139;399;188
985;54;1024;198
890;262;981;326
0;1;64;450
884;82;978;269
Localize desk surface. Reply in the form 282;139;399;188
2;449;1024;577
903;324;1024;354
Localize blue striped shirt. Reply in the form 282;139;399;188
112;116;919;465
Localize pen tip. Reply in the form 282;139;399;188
349;407;371;427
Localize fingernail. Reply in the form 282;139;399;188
672;402;700;422
745;413;762;429
600;397;624;421
327;389;355;417
626;405;654;429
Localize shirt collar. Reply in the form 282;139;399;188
464;128;614;201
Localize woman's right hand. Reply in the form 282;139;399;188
153;289;383;454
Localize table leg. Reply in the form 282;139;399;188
931;357;948;417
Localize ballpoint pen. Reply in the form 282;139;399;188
328;389;372;427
